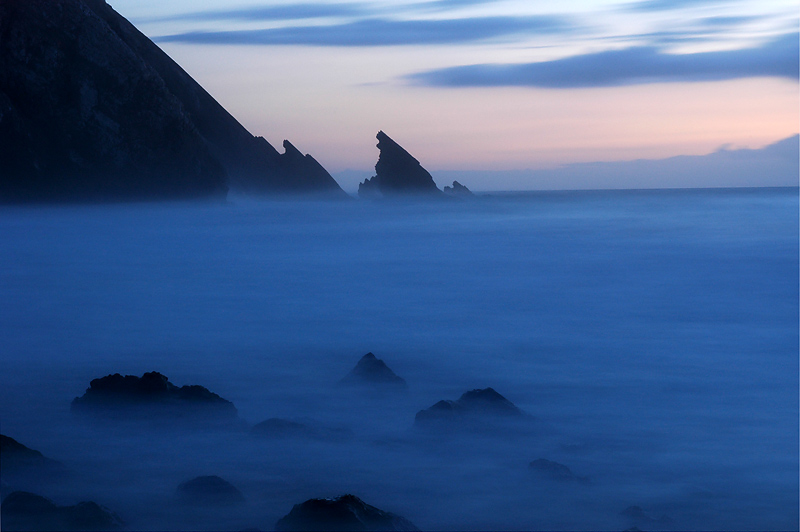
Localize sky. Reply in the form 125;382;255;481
109;0;798;190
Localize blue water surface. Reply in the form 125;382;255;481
0;187;797;531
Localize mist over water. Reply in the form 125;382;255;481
1;188;797;531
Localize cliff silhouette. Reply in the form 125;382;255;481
0;0;345;202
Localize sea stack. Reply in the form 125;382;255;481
0;0;345;202
358;131;441;197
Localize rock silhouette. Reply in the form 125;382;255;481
275;494;419;531
175;475;245;506
620;505;674;528
443;180;474;197
0;435;63;476
0;0;344;203
70;371;238;421
250;418;352;441
415;387;524;426
0;491;123;531
529;458;588;483
340;352;407;387
358;131;441;197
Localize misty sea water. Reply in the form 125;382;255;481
0;187;797;531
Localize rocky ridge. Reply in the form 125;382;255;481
0;0;345;202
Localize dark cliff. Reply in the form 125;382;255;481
358;131;441;197
0;0;344;202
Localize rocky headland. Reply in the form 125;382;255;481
0;0;344;202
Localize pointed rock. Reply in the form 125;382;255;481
340;353;407;387
358;132;440;197
443;180;473;197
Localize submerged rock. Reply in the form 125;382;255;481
250;418;352;441
275;494;419;531
529;458;588;483
0;491;123;531
0;0;344;203
0;435;64;476
358;131;441;197
414;387;524;426
443;181;474;197
340;352;407;388
620;505;674;528
175;475;245;506
70;371;238;422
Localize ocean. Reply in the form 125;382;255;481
1;187;797;531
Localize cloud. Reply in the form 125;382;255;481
158;15;570;46
409;32;799;88
153;0;505;24
625;0;733;12
153;3;369;22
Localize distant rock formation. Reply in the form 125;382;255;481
358;132;441;197
443;180;473;197
250;418;352;441
0;491;123;531
0;435;64;476
340;352;407;388
175;475;245;506
70;371;238;422
0;0;344;202
275;494;419;531
414;387;524;426
529;459;588;483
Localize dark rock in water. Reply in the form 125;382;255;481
443;181;474;197
250;418;353;441
358;131;441;198
415;387;524;426
70;371;238;422
529;458;588;483
340;352;407;387
0;0;344;203
251;418;315;438
175;475;245;506
275;494;419;531
1;491;123;531
620;505;674;527
0;435;64;476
